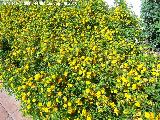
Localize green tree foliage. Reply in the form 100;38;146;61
141;0;160;51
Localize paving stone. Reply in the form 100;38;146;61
0;103;9;120
0;90;32;120
0;98;18;115
11;109;32;120
6;116;14;120
0;90;9;102
0;90;19;115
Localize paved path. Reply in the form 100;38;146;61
0;89;32;120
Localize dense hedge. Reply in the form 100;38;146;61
0;0;160;119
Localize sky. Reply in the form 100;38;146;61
3;0;141;17
104;0;141;17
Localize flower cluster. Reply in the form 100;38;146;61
0;0;160;120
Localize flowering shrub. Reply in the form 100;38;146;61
0;0;160;120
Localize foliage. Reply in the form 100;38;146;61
141;0;160;51
0;0;160;119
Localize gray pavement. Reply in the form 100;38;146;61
0;89;32;120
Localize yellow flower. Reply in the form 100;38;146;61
111;60;117;64
157;64;160;69
132;84;137;90
81;33;84;37
124;63;128;68
63;96;67;102
82;109;87;116
67;84;73;88
125;93;131;100
27;99;30;104
128;69;135;76
96;91;101;98
87;116;92;120
74;118;80;120
143;78;148;82
28;82;32;87
155;72;159;77
47;101;51;107
43;107;49;113
86;81;91;85
58;91;62;96
150;112;154;119
40;112;43;116
13;52;17;56
101;89;105;94
51;85;55;90
22;85;26;89
66;22;69;27
79;70;83;75
156;113;160;120
57;59;61;64
85;88;90;94
137;64;144;70
113;89;118;93
11;83;14;88
78;101;82;106
34;73;41;81
75;98;82;105
32;98;36;103
67;107;74;114
24;64;29;70
116;78;121;82
135;101;140;107
64;71;68;77
40;88;43;92
114;107;119;116
56;98;59;103
27;105;31;109
47;88;51;93
98;108;103;113
96;101;100;106
127;83;130;87
136;111;141;116
141;67;147;73
86;72;91;78
145;112;150;119
67;101;72;107
149;78;155;83
101;63;105;68
28;77;33;81
38;102;42;107
121;76;128;83
18;86;21;91
110;102;116;108
51;75;56;79
92;46;96;51
48;62;51;67
123;109;129;114
63;104;67;108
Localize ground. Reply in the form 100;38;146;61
0;89;32;120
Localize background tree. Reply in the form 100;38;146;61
141;0;160;51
